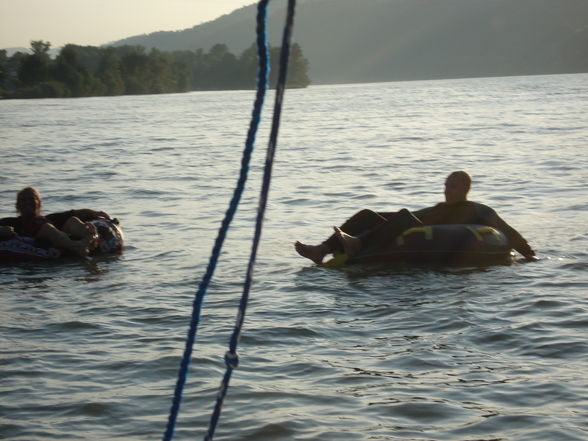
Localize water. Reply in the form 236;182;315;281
1;73;587;441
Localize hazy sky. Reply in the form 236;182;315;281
0;0;257;49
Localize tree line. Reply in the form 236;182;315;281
0;41;311;99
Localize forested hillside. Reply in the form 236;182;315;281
110;0;588;84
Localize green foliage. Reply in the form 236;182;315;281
30;40;51;55
17;40;52;86
286;43;311;88
95;48;125;95
268;44;311;89
0;50;7;96
2;40;311;99
53;45;105;97
16;81;70;98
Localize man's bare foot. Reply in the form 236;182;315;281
294;241;329;264
333;226;362;256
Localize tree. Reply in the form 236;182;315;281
53;45;104;97
147;49;176;94
0;50;7;95
96;47;125;95
170;50;198;90
4;40;311;99
119;46;151;94
202;44;240;89
268;43;311;89
17;40;52;85
1;51;25;97
30;40;51;56
190;48;207;89
286;43;311;88
237;44;259;89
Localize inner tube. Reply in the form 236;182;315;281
322;224;513;267
92;218;124;254
0;218;124;263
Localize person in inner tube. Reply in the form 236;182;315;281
294;171;536;263
0;187;114;257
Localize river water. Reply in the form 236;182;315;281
1;73;587;441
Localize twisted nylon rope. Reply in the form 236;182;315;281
204;1;297;439
163;1;270;440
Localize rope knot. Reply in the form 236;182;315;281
224;351;239;369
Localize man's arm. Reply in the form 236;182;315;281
479;205;536;259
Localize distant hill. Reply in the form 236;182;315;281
4;46;61;58
109;0;588;84
4;47;30;56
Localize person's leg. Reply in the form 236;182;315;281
62;216;86;236
62;216;98;245
295;209;389;263
334;209;423;257
358;209;423;253
36;223;91;257
323;209;390;250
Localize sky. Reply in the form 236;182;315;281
0;0;257;49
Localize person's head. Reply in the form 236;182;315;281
16;187;42;216
444;171;471;204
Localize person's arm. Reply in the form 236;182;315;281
479;205;536;259
0;217;19;238
0;225;15;239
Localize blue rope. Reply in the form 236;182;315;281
204;1;297;439
162;2;270;440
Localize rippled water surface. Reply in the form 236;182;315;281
1;74;587;441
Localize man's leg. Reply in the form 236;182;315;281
358;209;423;254
322;209;390;251
333;209;423;257
295;209;390;263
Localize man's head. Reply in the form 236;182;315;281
444;171;471;204
16;187;42;216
